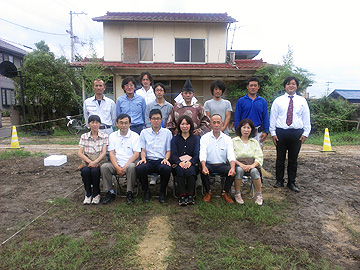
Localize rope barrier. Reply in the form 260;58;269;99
314;115;359;124
1;184;83;246
0;114;84;130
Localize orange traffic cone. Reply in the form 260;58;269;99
10;126;20;149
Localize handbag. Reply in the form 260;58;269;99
237;157;255;165
237;157;262;170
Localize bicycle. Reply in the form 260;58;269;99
66;115;88;135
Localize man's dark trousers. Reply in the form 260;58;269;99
275;128;303;185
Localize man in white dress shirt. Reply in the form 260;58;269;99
200;114;236;203
270;76;311;192
83;79;116;135
136;71;156;105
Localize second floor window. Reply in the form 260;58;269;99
175;38;205;63
123;38;153;63
139;38;153;62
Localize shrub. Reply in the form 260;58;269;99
309;97;357;133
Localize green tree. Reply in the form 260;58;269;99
76;38;111;97
227;46;314;107
309;97;357;133
14;40;81;126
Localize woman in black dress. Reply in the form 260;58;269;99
171;115;200;206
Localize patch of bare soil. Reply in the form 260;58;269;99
137;215;171;270
0;144;359;269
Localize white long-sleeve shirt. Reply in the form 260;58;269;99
269;93;311;137
83;95;116;127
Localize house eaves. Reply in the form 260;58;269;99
93;12;237;24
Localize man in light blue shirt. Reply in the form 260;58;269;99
116;77;146;134
200;114;236;203
83;79;116;135
136;109;172;203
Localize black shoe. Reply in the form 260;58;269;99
178;196;187;206
126;191;134;204
274;180;284;188
159;193;167;204
142;190;151;203
287;183;300;192
187;195;195;205
102;191;115;204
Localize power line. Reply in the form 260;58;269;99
0;18;68;36
0;37;32;50
1;0;67;27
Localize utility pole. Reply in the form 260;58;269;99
67;11;87;62
325;81;333;96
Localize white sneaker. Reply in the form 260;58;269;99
234;192;244;204
91;194;101;205
83;196;92;205
255;193;263;206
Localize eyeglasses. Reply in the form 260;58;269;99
125;84;135;88
150;117;162;121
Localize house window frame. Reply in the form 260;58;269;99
1;88;15;106
174;38;206;64
139;38;153;63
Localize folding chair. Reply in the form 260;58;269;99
114;175;139;198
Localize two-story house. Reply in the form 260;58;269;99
73;12;266;104
0;40;26;127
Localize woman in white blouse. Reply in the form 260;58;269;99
232;119;264;205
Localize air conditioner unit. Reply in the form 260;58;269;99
228;51;235;65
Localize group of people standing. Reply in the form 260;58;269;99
78;72;311;207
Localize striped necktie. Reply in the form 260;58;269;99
286;96;294;126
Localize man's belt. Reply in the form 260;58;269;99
99;125;112;129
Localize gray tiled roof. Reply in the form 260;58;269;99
0;39;27;56
330;89;360;100
93;12;237;23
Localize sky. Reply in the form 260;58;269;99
1;0;359;98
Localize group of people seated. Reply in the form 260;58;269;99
78;109;263;206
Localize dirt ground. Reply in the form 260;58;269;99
0;141;359;269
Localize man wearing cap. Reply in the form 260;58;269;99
166;78;211;137
145;83;173;128
136;71;156;105
83;79;116;135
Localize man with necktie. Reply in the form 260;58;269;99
269;77;311;192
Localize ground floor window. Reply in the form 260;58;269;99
1;88;15;106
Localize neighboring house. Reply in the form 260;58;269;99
0;40;26;127
328;89;360;125
72;12;267;104
328;89;360;104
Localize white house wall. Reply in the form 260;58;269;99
103;21;228;63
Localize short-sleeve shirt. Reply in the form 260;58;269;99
140;127;172;160
204;98;232;135
79;131;108;155
108;129;140;167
